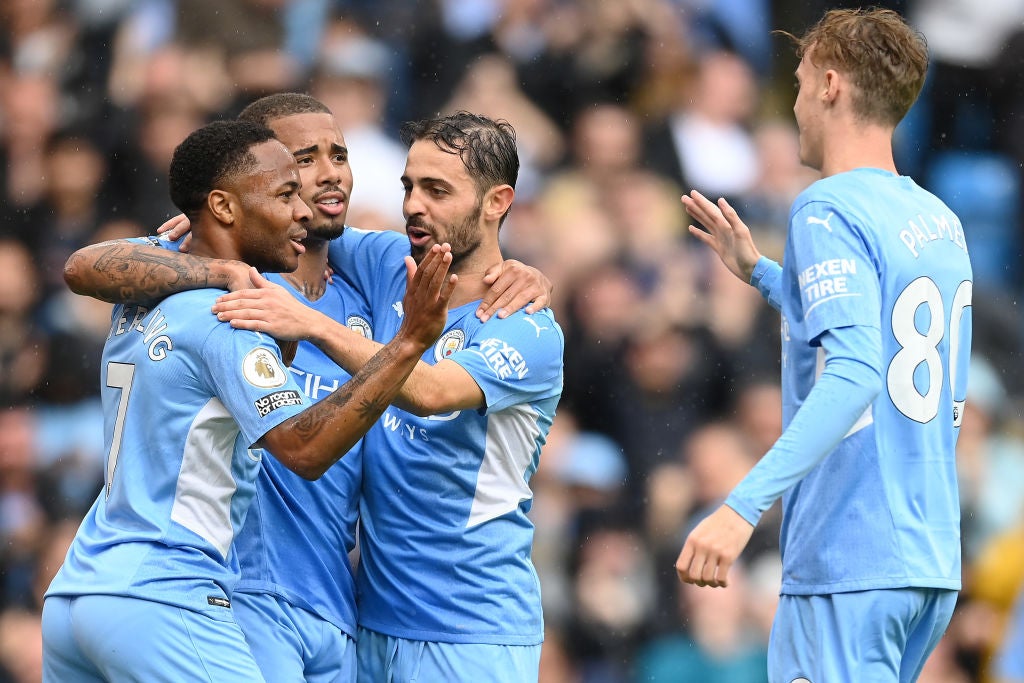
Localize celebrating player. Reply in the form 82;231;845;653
675;9;973;683
42;119;455;682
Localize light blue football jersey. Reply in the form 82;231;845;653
330;228;565;644
776;168;972;594
232;273;373;637
46;288;313;619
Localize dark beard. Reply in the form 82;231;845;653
408;202;482;265
304;219;345;244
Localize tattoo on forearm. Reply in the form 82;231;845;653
345;347;403;418
90;245;215;302
321;354;396;421
288;344;409;453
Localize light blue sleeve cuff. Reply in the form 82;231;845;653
750;256;783;312
724;495;763;527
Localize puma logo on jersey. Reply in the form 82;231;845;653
392;301;404;318
523;317;550;338
806;212;834;232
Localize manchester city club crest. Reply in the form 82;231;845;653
434;329;466;362
346;315;372;339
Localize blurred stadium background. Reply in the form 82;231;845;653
2;1;1023;681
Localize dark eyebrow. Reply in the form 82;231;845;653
420;176;452;187
292;143;348;157
400;175;452;189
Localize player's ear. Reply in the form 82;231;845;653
822;68;841;104
483;185;514;224
208;189;238;225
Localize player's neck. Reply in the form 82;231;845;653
188;222;238;264
820;124;898;178
446;245;501;310
281;239;330;302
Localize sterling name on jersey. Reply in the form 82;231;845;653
778;168;972;594
47;286;312;619
232;273;373;637
330;229;564;644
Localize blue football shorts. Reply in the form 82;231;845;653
357;626;541;683
768;588;957;683
232;591;356;683
42;594;266;682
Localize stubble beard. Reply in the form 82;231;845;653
303;187;348;243
409;203;482;268
304;218;345;243
248;239;297;274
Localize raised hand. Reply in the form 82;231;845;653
398;243;458;348
681;191;763;283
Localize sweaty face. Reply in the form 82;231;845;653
269;112;352;242
793;53;825;172
234;139;311;272
402;139;484;266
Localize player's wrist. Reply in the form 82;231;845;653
302;315;337;347
388;332;432;360
208;259;248;290
741;252;764;283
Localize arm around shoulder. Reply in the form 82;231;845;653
64;238;251;304
305;322;486;417
257;245;458;477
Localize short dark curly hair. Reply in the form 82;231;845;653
169;120;277;219
238;92;332;126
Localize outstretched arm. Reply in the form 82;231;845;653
259;244;457;479
675;325;883;588
682;191;783;312
212;270;484;417
64;238;250;305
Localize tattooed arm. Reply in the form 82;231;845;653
64;239;251;304
258;246;457;479
211;271;485;417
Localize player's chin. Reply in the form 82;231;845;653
409;243;429;265
307;220;345;242
264;252;300;274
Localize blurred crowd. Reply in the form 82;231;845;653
2;0;1024;681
